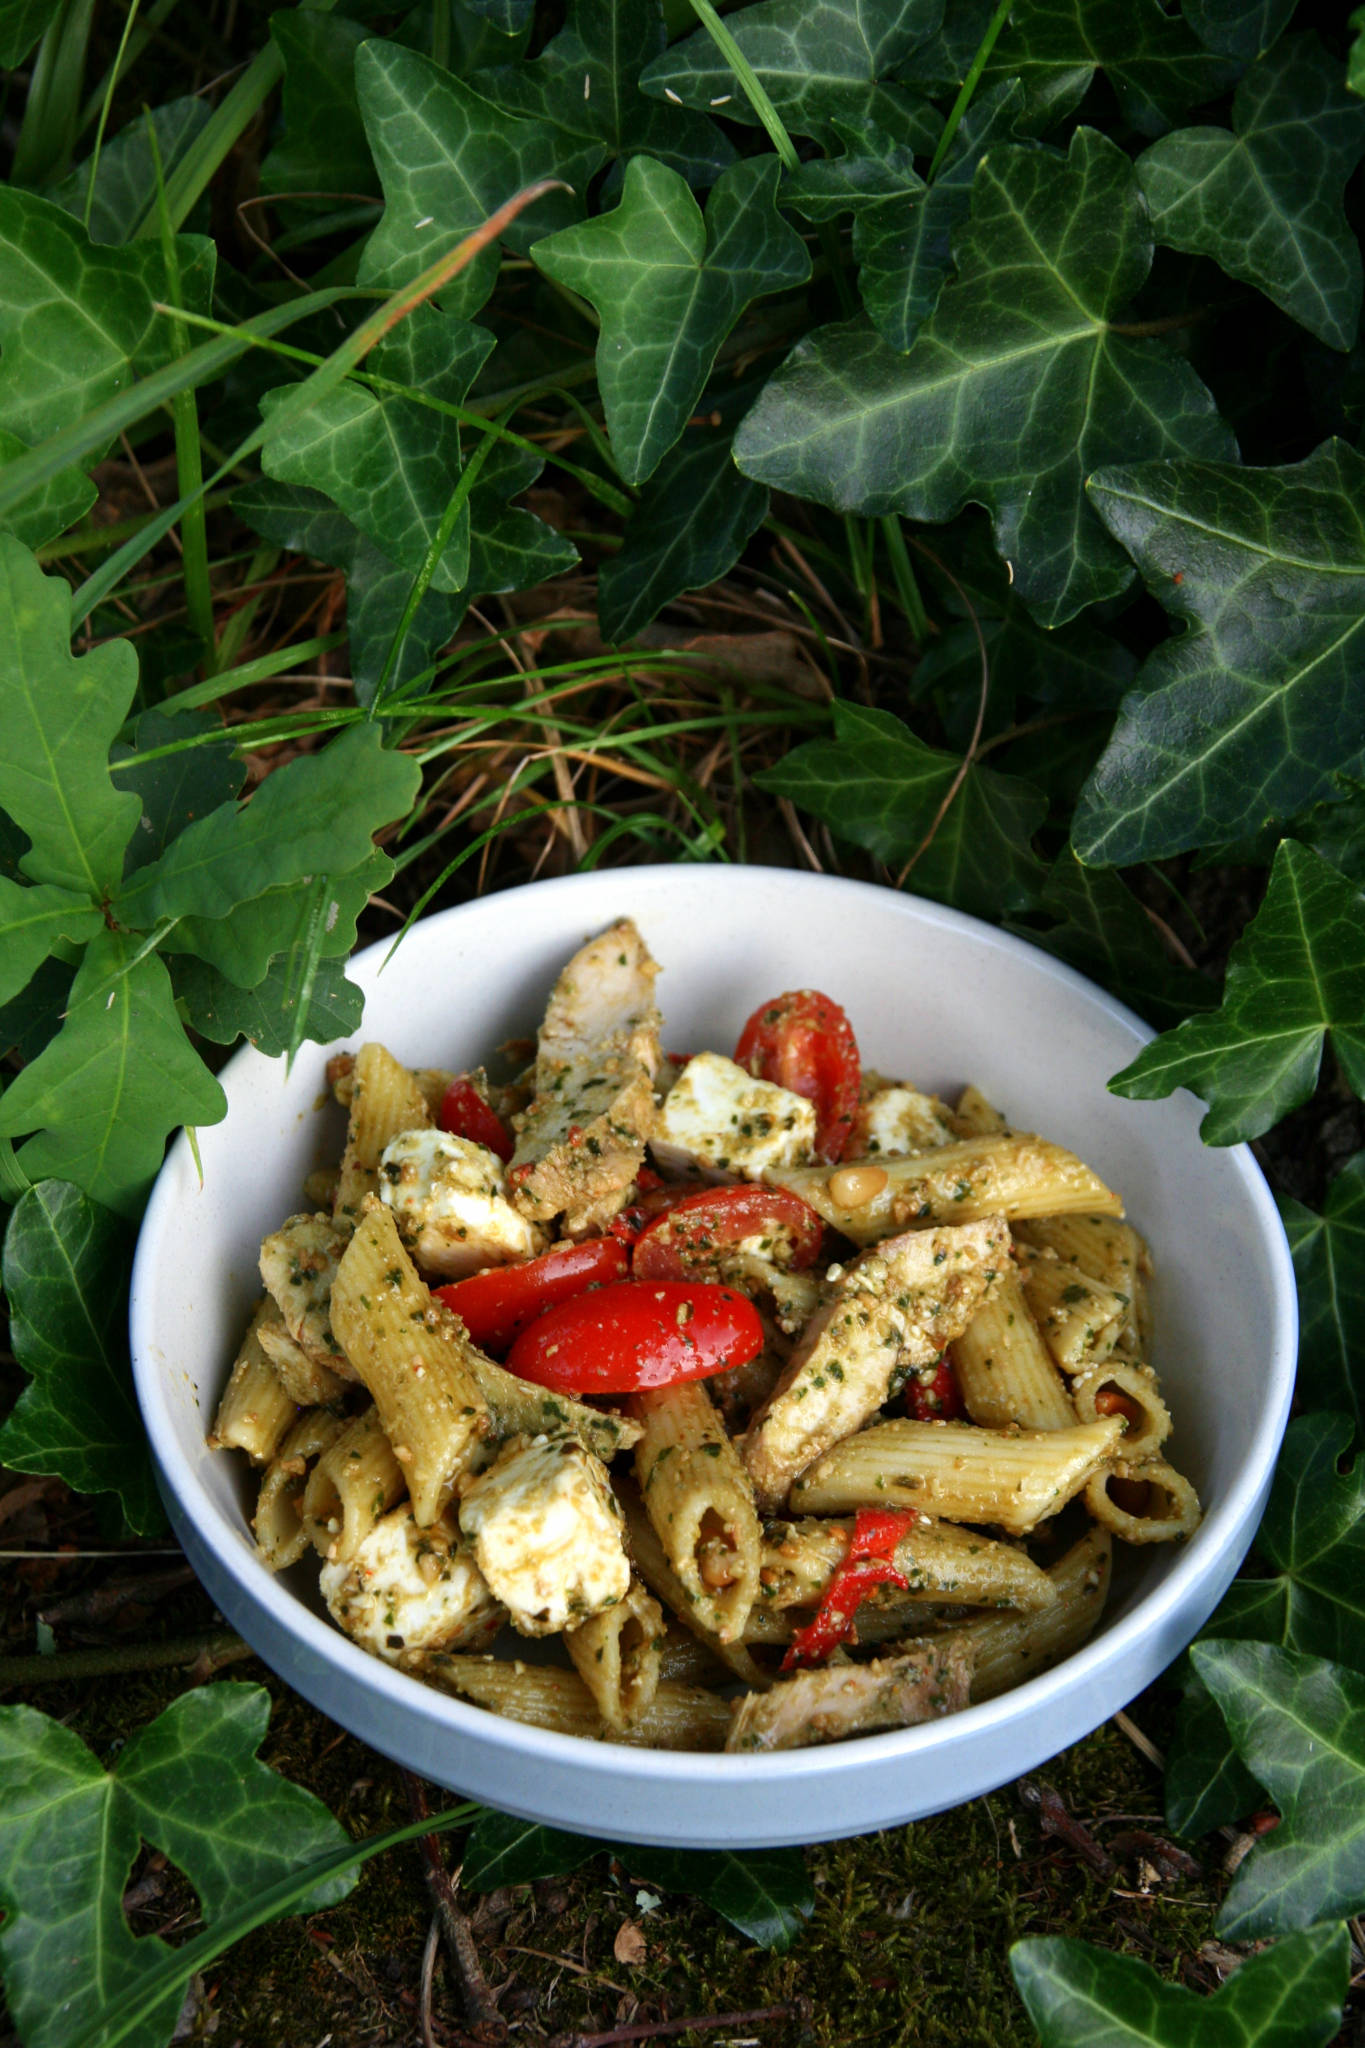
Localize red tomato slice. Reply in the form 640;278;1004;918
633;1184;824;1282
439;1076;514;1163
734;989;861;1163
434;1238;627;1354
505;1280;763;1394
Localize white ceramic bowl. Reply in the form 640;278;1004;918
130;865;1296;1848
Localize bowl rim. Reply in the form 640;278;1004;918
130;864;1299;1800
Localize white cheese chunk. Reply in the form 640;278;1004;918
651;1052;817;1180
379;1127;544;1279
853;1082;958;1158
320;1503;504;1663
458;1434;630;1637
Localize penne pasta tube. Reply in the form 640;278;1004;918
462;1345;641;1463
565;1578;666;1732
253;1408;347;1571
768;1132;1121;1245
940;1526;1113;1701
333;1043;432;1226
1071;1360;1171;1465
949;1268;1075;1431
328;1050;455;1121
208;1299;298;1462
257;1312;351;1407
743;1217;1010;1514
1014;1247;1129;1372
1084;1456;1200;1544
618;1482;772;1690
631;1380;761;1644
415;1654;731;1750
1015;1214;1153;1360
950;1085;1010;1137
755;1515;1058;1614
656;1622;732;1686
789;1415;1125;1536
329;1201;490;1525
741;1593;963;1648
302;1405;406;1563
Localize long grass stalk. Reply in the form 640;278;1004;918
148;114;216;671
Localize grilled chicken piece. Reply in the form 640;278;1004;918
258;1212;352;1375
742;1218;1009;1514
508;918;662;1236
726;1639;974;1752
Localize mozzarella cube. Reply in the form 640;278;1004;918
320;1503;504;1662
652;1052;817;1180
458;1434;629;1637
379;1127;544;1278
852;1081;958;1158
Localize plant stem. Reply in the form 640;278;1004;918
11;0;98;186
685;0;799;173
148;114;217;671
78;0;183;134
82;0;142;230
926;0;1014;182
0;1631;253;1687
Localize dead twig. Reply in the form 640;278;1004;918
546;1998;812;2048
0;1630;252;1688
1018;1779;1116;1879
402;1769;506;2045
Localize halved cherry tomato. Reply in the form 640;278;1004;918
734;989;861;1163
434;1238;627;1354
439;1076;514;1162
906;1358;964;1422
505;1279;763;1394
633;1184;824;1282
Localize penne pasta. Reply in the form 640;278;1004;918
789;1416;1125;1536
333;1043;432;1226
565;1577;665;1731
631;1379;761;1644
939;1527;1113;1701
755;1514;1058;1615
949;1267;1075;1431
727;1639;974;1752
618;1482;772;1690
302;1404;406;1563
1084;1456;1201;1544
1071;1359;1171;1464
415;1654;732;1749
1014;1246;1129;1373
208;1298;298;1463
254;1409;347;1571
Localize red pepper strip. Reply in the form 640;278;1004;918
781;1507;919;1669
907;1359;964;1422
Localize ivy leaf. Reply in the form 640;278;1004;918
0;1685;355;2048
619;1846;813;1952
110;708;247;878
260;309;495;594
462;0;535;28
233;479;464;703
1018;853;1214;1026
984;0;1241;138
532;155;810;487
171;952;366;1055
0;189;214;542
1183;0;1297;63
1351;8;1365;98
781;119;923;224
1137;37;1365;353
1107;840;1365;1145
0;1180;159;1533
113;723;420;932
462;1812;596;1889
1281;1155;1365;1428
0;933;227;1216
0;532;140;896
1010;1924;1348;2048
357;39;602;303
757;701;1046;920
598;420;768;642
1076;442;1365;863
639;0;944;152
46;99;213;244
1250;1414;1365;1669
1164;1674;1264;1838
473;0;734;188
0;880;102;1008
852;82;1025;352
1193;1640;1365;1937
260;12;379;203
733;129;1236;629
165;849;393;989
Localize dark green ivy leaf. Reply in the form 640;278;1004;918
473;0;734;188
0;1685;355;2048
1183;0;1297;63
461;1811;596;1889
1351;8;1365;98
0;933;228;1216
1010;1923;1348;2048
1107;840;1365;1145
533;155;809;486
1018;852;1214;1026
1076;442;1365;863
1281;1159;1365;1431
357;39;602;305
1194;1640;1365;1938
0;1180;159;1533
639;0;944;153
734;129;1236;628
260;12;379;204
618;1844;813;1952
46;99;213;245
1137;36;1365;353
598;420;768;642
757;701;1046;920
1250;1413;1365;1669
984;0;1241;138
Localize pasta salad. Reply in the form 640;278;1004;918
210;917;1199;1753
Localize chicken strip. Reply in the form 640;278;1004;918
508;918;662;1235
742;1217;1009;1514
726;1639;973;1752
